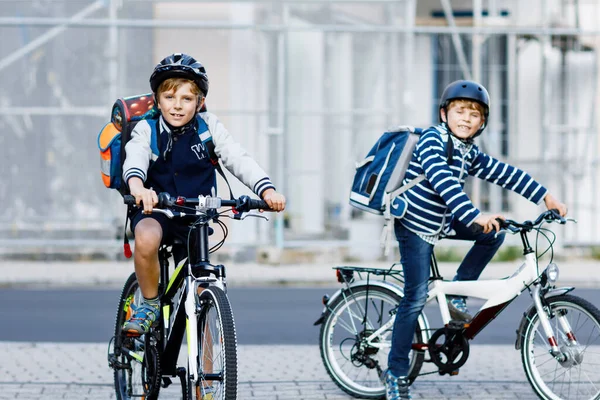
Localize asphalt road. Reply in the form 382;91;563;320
0;287;598;345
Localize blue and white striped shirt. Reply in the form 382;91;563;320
397;124;547;236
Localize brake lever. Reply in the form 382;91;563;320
222;212;269;221
239;213;269;221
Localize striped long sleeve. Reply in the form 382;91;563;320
468;150;547;204
396;125;547;236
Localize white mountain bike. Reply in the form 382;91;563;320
315;210;600;400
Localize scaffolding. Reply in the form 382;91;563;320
1;0;598;258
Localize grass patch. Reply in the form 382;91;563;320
492;246;523;262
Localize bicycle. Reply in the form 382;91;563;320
315;209;600;400
107;192;270;400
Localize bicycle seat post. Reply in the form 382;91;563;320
430;253;442;280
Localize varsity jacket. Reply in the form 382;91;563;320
392;124;547;236
122;112;275;198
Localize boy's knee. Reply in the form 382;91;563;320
134;224;162;255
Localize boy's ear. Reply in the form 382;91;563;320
153;93;160;110
440;108;447;123
196;96;205;113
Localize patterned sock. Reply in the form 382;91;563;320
144;296;160;309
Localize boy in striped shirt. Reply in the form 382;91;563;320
383;80;567;400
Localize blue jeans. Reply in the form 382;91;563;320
387;221;505;376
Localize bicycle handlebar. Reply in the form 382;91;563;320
469;209;569;235
123;193;271;214
498;209;569;234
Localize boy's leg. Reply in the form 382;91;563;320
123;213;166;335
133;218;163;298
388;222;433;378
446;222;506;281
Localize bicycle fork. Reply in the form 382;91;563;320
531;285;583;366
185;275;201;383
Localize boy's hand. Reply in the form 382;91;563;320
473;213;505;234
544;193;568;217
128;177;158;214
261;189;286;212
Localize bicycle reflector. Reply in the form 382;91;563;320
336;269;354;283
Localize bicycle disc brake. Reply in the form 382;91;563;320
428;322;470;375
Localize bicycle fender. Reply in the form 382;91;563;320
313;280;405;325
514;287;575;350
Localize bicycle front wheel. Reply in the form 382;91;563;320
521;294;600;400
112;272;161;400
319;285;426;399
188;286;238;400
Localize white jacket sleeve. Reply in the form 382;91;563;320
122;119;153;185
200;112;276;197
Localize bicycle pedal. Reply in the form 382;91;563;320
448;320;469;329
450;369;460;376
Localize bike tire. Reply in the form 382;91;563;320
521;294;600;400
319;285;426;399
113;272;161;400
188;286;238;400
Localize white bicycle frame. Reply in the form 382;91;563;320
336;251;577;357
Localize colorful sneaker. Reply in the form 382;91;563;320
122;301;160;335
384;370;412;400
447;296;472;322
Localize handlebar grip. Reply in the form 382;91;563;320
247;198;270;211
469;223;484;235
124;195;136;206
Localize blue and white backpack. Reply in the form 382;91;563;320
349;126;455;255
349;126;425;218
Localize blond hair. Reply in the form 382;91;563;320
448;99;485;117
157;78;203;99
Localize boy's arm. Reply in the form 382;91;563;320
469;149;547;205
416;131;480;226
201;112;276;198
122;120;152;185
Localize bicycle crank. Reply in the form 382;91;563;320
428;322;470;375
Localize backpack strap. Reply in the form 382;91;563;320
196;116;235;200
380;129;455;256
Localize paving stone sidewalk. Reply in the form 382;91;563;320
0;342;550;399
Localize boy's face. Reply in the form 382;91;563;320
156;81;204;127
441;101;484;140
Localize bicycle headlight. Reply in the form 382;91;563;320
544;263;560;284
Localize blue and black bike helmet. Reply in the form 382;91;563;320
149;53;209;96
439;80;490;138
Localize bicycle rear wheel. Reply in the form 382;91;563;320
188;286;238;400
319;285;426;399
112;272;161;400
521;294;600;400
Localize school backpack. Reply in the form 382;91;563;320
349;125;453;255
349;126;426;216
97;93;222;196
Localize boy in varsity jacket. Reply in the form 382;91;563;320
122;53;285;335
384;80;567;400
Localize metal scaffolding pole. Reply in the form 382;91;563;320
2;16;600;35
440;0;472;80
0;1;105;73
